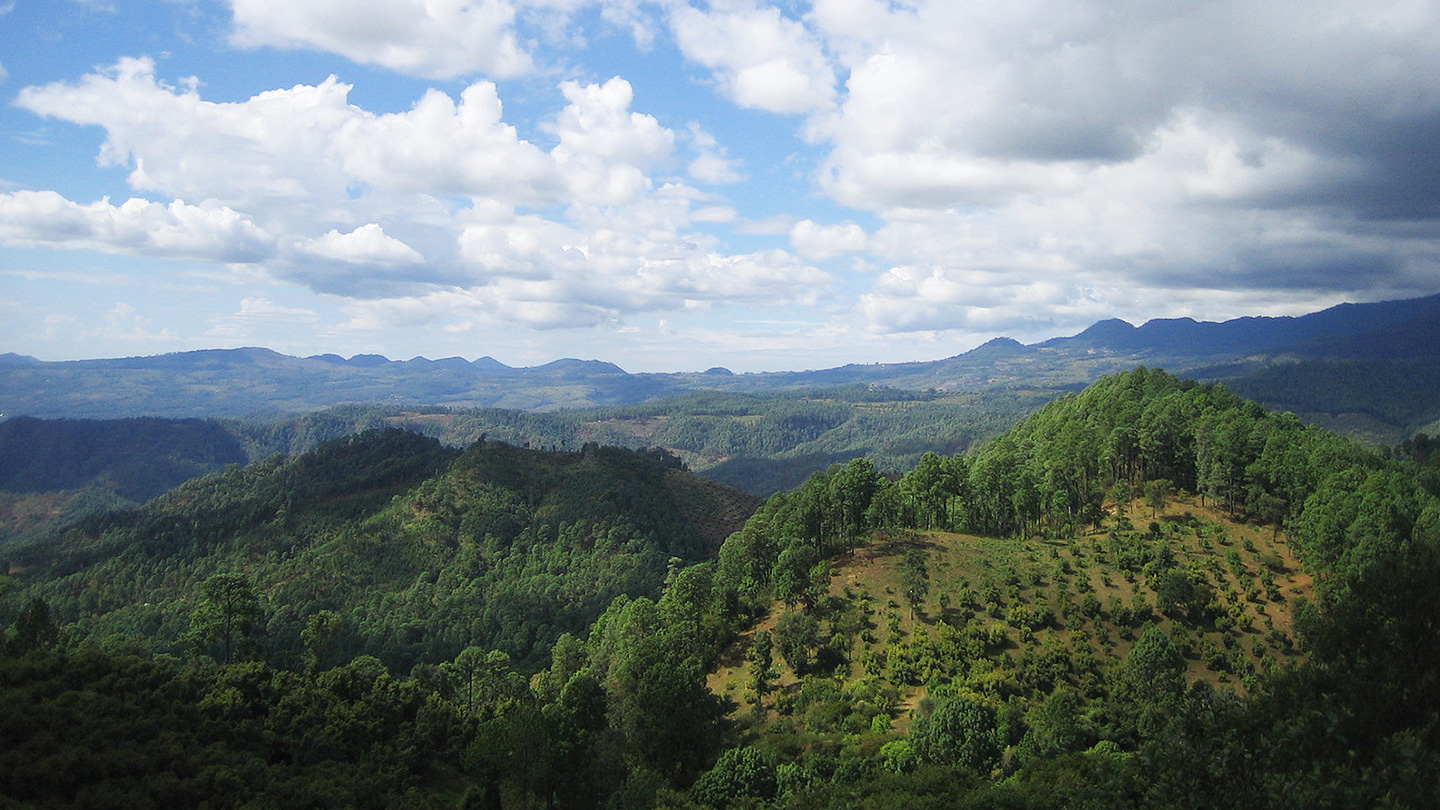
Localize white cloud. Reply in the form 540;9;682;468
206;296;319;338
0;190;273;262
339;241;833;332
686;123;744;184
227;0;533;79
17;59;355;209
13;58;835;334
337;83;562;203
669;0;836;114
790;219;870;261
297;224;425;266
547;77;675;207
455;201;833;327
798;0;1440;334
15;59;562;213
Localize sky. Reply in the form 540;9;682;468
1;0;1438;373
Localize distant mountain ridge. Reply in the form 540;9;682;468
1040;293;1440;357
4;292;1440;441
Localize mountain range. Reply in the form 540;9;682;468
6;293;1440;444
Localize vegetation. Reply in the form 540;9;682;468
3;368;1438;808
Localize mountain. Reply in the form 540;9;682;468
0;348;685;419
5;292;1440;441
1038;292;1440;357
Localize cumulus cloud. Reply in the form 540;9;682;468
686;123;744;184
455;200;833;326
0;190;273;262
796;0;1440;334
227;0;533;79
297;224;425;266
15;58;561;212
337;83;562;203
790;219;870;261
340;241;832;332
547;77;676;207
669;0;836;114
13;57;828;332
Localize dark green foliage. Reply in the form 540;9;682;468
1018;687;1088;763
0;415;247;501
900;547;930;617
1124;627;1186;698
911;691;1001;772
690;746;779;808
588;596;730;781
0;650;461;810
774;612;821;674
186;573;262;664
5;596;58;655
6;365;1440;809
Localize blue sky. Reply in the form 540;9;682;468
2;0;1439;372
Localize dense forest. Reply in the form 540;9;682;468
2;368;1437;808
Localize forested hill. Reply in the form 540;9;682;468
3;430;760;671
2;369;1438;808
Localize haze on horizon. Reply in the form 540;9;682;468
2;0;1439;374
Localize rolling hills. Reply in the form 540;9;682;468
2;369;1438;808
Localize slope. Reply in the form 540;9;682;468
673;366;1440;808
4;431;760;671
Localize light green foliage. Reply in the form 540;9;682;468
880;739;917;773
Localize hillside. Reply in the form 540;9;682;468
675;367;1440;808
2;368;1437;809
709;495;1311;734
3;431;760;670
0;416;251;549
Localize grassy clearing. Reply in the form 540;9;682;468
709;493;1313;731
